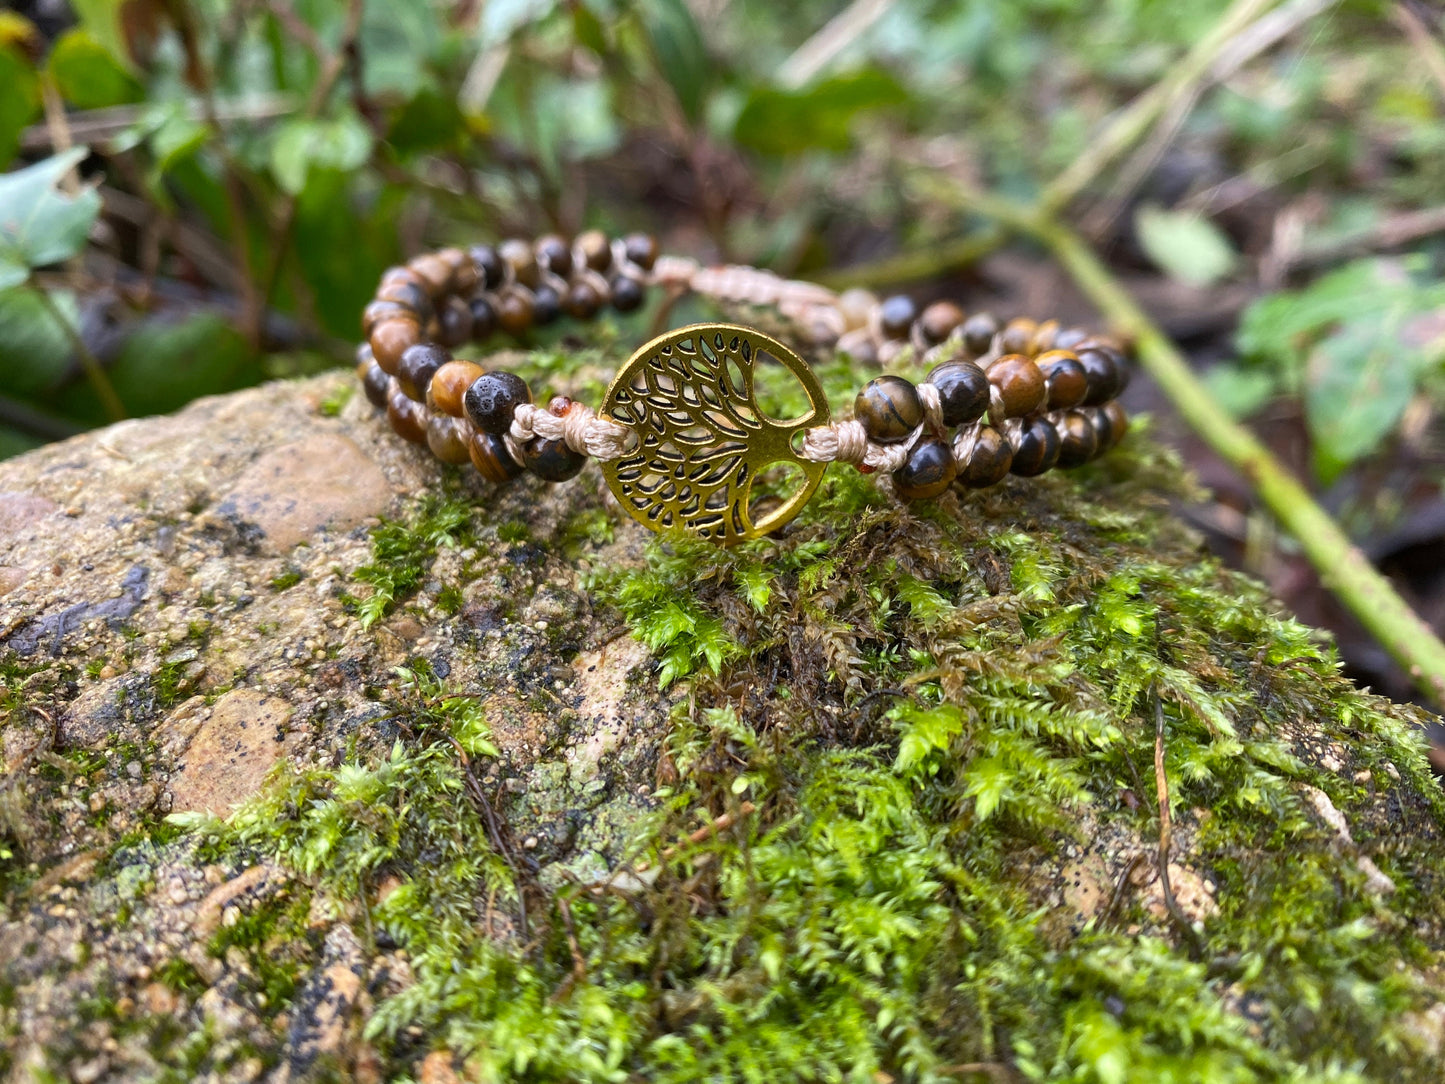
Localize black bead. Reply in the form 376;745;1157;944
361;359;389;408
1010;417;1062;477
611;275;645;313
532;285;561;325
893;438;957;500
469;244;504;289
397;343;450;402
879;295;918;340
535;235;572;277
469;297;497;340
464;371;532;435
1077;347;1123;406
928;360;990;427
1057;410;1100;467
566;281;604;320
523;437;587;482
961;312;999;356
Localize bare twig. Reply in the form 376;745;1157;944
1286;203;1445;271
1152;686;1205;958
777;0;896;89
1393;2;1445;101
635;802;757;874
29;284;126;423
20;95;298;154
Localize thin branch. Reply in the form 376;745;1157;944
777;0;896;89
1286;203;1445;271
20;95;298;153
814;228;1005;291
1393;2;1445;101
29;284;127;423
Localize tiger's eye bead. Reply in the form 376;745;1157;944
961;312;999;356
523;438;587;482
1077;346;1123;406
436;247;476;294
1032;319;1059;353
362;299;414;336
611;275;645;313
855;375;923;442
464;371;532;435
960;426;1013;487
467;430;525;483
386;386;427;444
495;288;535;336
893;438;958;500
359;358;389;408
623;232;658;271
1010;417;1062;477
408;253;452;296
999;318;1037;357
533;285;562;325
928;359;990;427
369;317;421;375
470;244;504;289
380;265;424;290
566;280;604;320
1101;401;1129;449
426;414;472;465
878;295;918;340
428;360;485;417
397;343;450;402
918;300;965;345
576;229;612;272
535;234;572;277
376;280;433;320
437;296;474;347
469;297;497;340
499;239;540;288
988;355;1046;417
1036;350;1088;410
1054;326;1090;350
1057;410;1100;467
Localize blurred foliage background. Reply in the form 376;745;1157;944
2;0;1445;710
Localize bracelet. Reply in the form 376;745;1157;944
355;232;1130;544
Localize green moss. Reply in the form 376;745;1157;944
347;489;474;627
270;568;304;591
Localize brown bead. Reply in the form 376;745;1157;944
358;358;389;408
1033;320;1061;353
408;253;452;297
928;359;990;427
375;280;433;319
1057;410;1099;467
467;429;524;483
1010;417;1061;477
999;318;1037;357
918;301;965;345
435;247;475;294
1053;326;1090;350
878;295;918;340
855;375;923;442
380;265;424;290
522;437;587;482
960;426;1012;487
427;360;485;417
566;280;604;320
362;299;414;336
397;343;451;402
386;385;427;444
988;355;1046;418
893;438;957;500
369;317;421;376
499;238;539;287
610;275;645;313
961;312;999;356
1036;350;1089;410
426;414;471;465
1101;401;1129;449
623;232;658;270
437;296;474;348
576;229;612;271
1077;346;1124;406
535;234;572;277
495;288;535;336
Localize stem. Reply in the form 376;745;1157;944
31;284;127;424
815;228;1005;291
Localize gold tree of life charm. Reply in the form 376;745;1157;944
598;324;831;543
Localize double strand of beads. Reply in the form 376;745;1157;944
355;233;1131;524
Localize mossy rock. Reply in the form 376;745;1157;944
0;339;1443;1083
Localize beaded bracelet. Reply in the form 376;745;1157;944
355;232;1130;544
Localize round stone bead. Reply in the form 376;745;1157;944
999;317;1037;357
437;247;477;294
1057;410;1100;467
362;299;414;336
988;354;1046;418
523;437;587;482
380;265;424;290
499;238;540;288
427;360;485;417
1053;326;1090;351
1010;417;1062;477
470;244;504;289
611;275;645;313
467;430;524;484
437;296;474;347
960;426;1013;487
426;414;471;465
375;280;433;320
1035;349;1089;410
535;234;572;277
855;375;923;442
397;343;451;402
576;229;612;272
1077;346;1123;406
961;312;999;356
837;288;877;332
928;359;990;427
359;358;389;408
369;317;421;375
623;232;658;270
386;385;427;444
464;371;532;435
893;438;957;500
407;253;452;296
469;297;497;340
566;280;604;320
495;288;535;336
1101;401;1129;449
1032;319;1059;353
878;295;918;340
918;300;965;345
533;285;562;325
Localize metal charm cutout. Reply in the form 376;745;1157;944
599;324;831;543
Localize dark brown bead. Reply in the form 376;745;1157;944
988;355;1046;417
380;265;424;290
1033;320;1060;353
408;253;452;297
611;275;645;313
469;297;496;340
428;360;485;417
470;244;504;289
565;280;604;320
1036;350;1089;410
375;280;433;320
1057;410;1100;467
467;429;524;483
535;234;572;277
499;238;539;287
1101;401;1129;449
532;285;561;325
855;375;923;442
464;371;532;435
362;299;414;336
369;318;421;376
436;247;476;294
961;312;999;356
523;437;587;482
893;438;957;500
397;343;451;402
1053;326;1090;350
960;426;1012;487
437;296;474;348
999;318;1037;357
386;386;427;444
878;295;918;340
495;288;535;336
427;414;471;465
918;300;965;345
1077;346;1123;406
623;232;658;271
928;359;990;427
1010;417;1061;477
576;229;612;271
358;358;389;408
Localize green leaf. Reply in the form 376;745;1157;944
0;44;41;168
269;112;373;196
0;285;76;395
734;69;909;157
641;0;710;124
0;148;102;290
47;28;143;109
1134;203;1237;287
